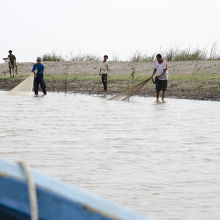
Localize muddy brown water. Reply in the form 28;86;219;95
0;91;220;220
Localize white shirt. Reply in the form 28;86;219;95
100;61;108;74
154;59;168;80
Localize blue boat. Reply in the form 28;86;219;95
0;157;150;220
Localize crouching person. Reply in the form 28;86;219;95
32;57;47;95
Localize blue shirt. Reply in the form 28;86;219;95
32;63;44;75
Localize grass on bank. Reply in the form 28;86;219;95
130;48;220;62
130;51;155;62
42;44;220;62
164;48;207;61
2;73;219;83
42;53;100;62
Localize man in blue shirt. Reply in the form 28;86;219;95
32;57;46;95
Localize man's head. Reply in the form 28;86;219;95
103;55;108;62
8;50;12;54
36;57;42;64
156;54;163;63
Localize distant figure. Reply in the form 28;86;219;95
99;55;109;91
151;54;168;102
32;57;47;95
8;50;17;78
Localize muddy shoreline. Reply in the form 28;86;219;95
1;77;220;101
1;60;220;101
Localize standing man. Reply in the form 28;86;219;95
151;54;168;102
32;57;47;95
8;50;17;78
99;55;109;91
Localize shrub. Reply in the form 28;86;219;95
130;51;154;62
42;53;64;61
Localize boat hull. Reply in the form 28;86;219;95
0;158;149;220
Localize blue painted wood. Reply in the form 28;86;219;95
0;158;150;220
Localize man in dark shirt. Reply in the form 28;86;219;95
8;50;16;78
32;57;46;95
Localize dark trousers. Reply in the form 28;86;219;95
9;62;15;77
156;79;167;92
34;75;46;94
101;74;107;90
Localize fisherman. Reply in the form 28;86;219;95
32;57;47;95
151;54;168;102
99;55;109;91
8;50;16;78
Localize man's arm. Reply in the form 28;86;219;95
32;64;35;73
32;64;37;76
151;68;157;78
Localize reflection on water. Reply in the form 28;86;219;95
0;91;220;220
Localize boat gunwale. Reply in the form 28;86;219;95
0;158;149;220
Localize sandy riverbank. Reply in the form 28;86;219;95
1;60;220;76
0;60;220;101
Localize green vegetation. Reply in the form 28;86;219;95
129;44;220;62
209;42;220;60
1;72;219;82
129;64;136;79
42;45;220;62
130;51;155;62
169;73;220;82
0;75;12;79
70;54;100;61
42;53;64;61
42;52;100;62
130;48;220;62
164;48;207;61
44;73;140;81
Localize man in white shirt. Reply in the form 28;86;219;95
99;55;109;91
151;54;168;102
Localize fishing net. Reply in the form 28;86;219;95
109;76;152;101
8;74;34;96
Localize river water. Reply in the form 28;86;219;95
0;91;220;220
